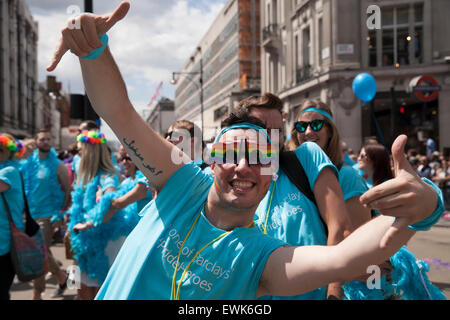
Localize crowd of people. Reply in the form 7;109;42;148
0;1;447;301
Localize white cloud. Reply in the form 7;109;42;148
28;0;226;108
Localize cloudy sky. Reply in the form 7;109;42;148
25;0;227;140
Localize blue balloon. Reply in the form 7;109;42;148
352;73;377;102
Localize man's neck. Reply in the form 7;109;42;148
204;191;255;232
38;149;50;159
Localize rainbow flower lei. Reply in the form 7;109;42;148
77;130;107;145
0;134;25;157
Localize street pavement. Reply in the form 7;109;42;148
9;216;450;300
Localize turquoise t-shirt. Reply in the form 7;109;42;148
132;170;153;212
0;161;25;256
23;149;65;219
339;165;369;201
254;142;338;300
96;162;286;300
352;162;373;188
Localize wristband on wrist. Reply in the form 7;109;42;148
407;178;444;231
79;33;109;60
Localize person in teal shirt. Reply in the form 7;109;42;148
20;130;71;300
0;134;25;300
49;3;444;300
293;100;445;300
235;94;353;300
99;152;153;222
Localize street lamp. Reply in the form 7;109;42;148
171;47;204;142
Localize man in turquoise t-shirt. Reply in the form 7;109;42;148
21;130;72;300
234;94;353;300
49;2;444;300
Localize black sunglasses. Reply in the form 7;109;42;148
294;120;325;133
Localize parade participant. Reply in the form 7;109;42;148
166;120;211;174
67;130;130;300
293;101;445;300
72;120;100;179
292;100;373;231
98;151;153;224
0;134;25;300
234;94;353;300
20;129;71;300
47;2;444;300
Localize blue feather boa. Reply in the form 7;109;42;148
21;148;65;220
68;172;140;285
343;246;445;300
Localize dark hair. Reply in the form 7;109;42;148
234;92;283;113
34;129;51;139
221;111;267;130
170;120;198;138
364;143;393;186
79;120;99;131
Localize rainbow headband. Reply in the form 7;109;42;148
299;107;333;122
0;135;25;157
77;130;107;145
210;123;277;164
214;123;272;144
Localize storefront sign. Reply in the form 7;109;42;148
337;44;354;55
412;75;441;102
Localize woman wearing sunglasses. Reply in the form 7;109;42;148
291;100;445;300
291;100;372;231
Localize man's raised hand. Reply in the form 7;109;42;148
359;134;438;248
46;1;130;72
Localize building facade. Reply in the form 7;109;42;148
146;98;176;136
261;0;450;154
0;0;39;139
173;0;261;141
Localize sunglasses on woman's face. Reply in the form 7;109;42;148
294;120;325;133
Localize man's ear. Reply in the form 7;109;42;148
210;164;216;179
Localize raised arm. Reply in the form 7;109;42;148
259;135;441;297
47;2;190;191
258;214;414;297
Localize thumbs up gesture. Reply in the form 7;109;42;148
47;1;130;71
359;135;439;248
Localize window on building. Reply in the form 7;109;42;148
294;34;299;68
214;105;228;122
414;3;424;64
376;4;424;68
302;27;311;67
368;30;377;67
318;17;323;65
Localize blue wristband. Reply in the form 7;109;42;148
79;33;109;60
407;178;444;231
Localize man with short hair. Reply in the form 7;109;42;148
21;130;71;299
165;120;210;173
234;93;353;300
47;2;443;300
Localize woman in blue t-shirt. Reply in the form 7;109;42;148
0;134;26;300
291;100;373;231
292;100;445;300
